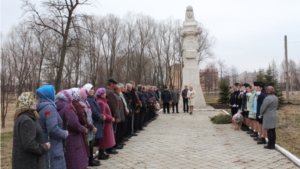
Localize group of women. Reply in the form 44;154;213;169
12;84;115;169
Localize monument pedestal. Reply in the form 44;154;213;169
179;64;206;109
179;5;206;110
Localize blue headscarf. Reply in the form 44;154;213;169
36;85;55;101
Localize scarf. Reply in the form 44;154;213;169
14;92;39;120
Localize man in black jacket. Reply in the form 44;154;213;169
181;85;189;113
230;83;240;117
161;86;171;114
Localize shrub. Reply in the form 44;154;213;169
210;113;232;124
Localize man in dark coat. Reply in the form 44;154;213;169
181;85;189;113
230;83;240;117
105;78;121;154
129;81;141;134
161;86;171;114
256;82;267;144
137;85;147;130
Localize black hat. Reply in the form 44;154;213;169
253;81;259;86
234;83;239;86
108;77;118;84
243;83;250;87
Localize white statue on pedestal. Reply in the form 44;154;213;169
179;5;207;109
181;6;201;60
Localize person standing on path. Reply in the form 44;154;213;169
187;85;196;115
55;90;88;169
181;85;189;113
260;86;278;150
12;92;50;169
171;86;180;113
161;86;171;114
36;85;68;169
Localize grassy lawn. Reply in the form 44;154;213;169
1;131;13;169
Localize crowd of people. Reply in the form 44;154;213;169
230;82;279;150
12;78;161;169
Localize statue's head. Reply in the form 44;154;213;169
185;5;195;21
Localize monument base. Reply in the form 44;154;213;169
179;65;206;109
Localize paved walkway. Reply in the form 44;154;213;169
93;111;297;169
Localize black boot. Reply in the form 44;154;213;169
98;149;109;160
257;137;266;144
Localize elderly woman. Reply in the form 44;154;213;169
96;88;116;159
187;85;195;115
79;88;99;166
71;88;99;167
36;85;68;169
55;90;88;169
12;92;50;169
260;86;278;149
83;84;109;158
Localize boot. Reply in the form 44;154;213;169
98;149;109;160
246;130;253;134
257;137;266;144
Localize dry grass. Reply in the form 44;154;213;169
1;132;13;169
277;105;300;158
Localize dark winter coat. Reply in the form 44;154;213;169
161;90;172;103
181;89;188;99
138;91;147;111
12;111;48;169
56;100;88;169
106;87;120;119
241;92;247;111
257;89;266;116
36;98;67;169
86;94;103;139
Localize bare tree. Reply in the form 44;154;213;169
22;0;91;91
197;23;215;65
1;48;15;128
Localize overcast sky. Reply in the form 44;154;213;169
1;0;300;73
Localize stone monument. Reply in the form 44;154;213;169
180;5;206;109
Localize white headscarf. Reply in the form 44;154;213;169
83;83;93;92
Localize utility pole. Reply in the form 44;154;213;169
284;35;290;103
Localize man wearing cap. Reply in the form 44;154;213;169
105;78;121;153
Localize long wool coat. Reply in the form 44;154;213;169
260;94;279;129
37;98;67;169
56;100;88;169
12;111;48;169
97;97;116;149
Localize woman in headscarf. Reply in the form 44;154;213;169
71;88;99;167
36;85;67;169
12;92;50;169
83;84;109;158
96;88;116;158
55;90;88;169
187;85;196;115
